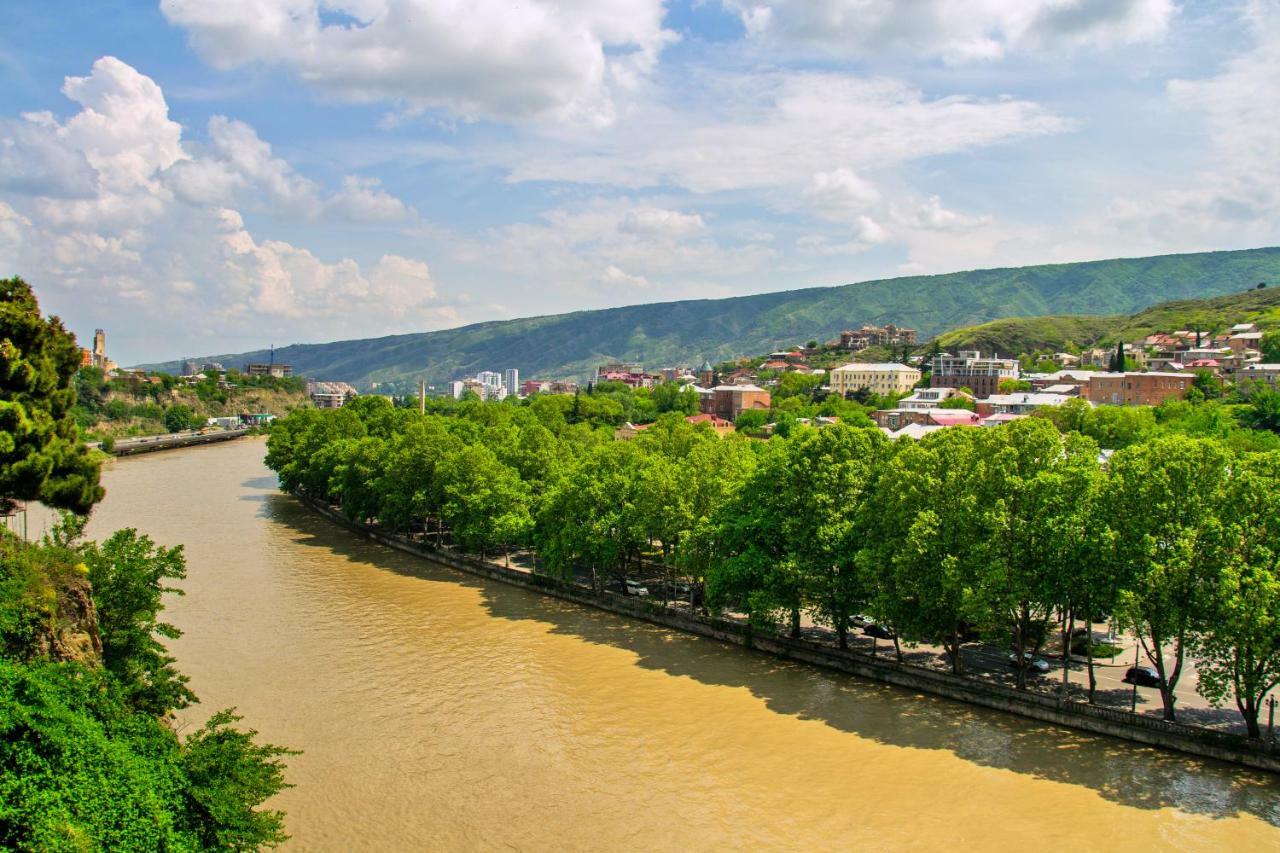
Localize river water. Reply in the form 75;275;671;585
80;438;1280;851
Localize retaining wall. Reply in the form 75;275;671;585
297;493;1280;774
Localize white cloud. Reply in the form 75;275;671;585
504;71;1069;193
0;56;446;360
451;197;775;306
161;0;676;126
325;176;415;223
618;206;706;238
725;0;1175;64
0;116;99;198
601;264;652;290
803;168;881;220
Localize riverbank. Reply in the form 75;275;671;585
293;491;1280;775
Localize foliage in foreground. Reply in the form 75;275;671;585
0;529;294;851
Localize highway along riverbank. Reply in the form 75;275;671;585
86;438;1280;850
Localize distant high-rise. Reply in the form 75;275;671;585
477;370;503;389
504;368;519;395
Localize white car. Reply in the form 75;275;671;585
624;579;650;597
1008;652;1051;674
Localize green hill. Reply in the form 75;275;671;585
936;285;1280;355
140;247;1280;388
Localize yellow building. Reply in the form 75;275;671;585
828;362;921;398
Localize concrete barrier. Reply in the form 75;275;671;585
296;493;1280;774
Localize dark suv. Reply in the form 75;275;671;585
1123;666;1163;688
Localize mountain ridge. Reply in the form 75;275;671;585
140;246;1280;387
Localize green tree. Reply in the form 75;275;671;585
84;529;196;716
178;709;295;849
787;425;888;650
968;420;1079;689
0;277;103;514
164;403;196;433
859;428;987;673
708;441;804;636
1239;387;1280;433
437;445;532;563
650;381;699;415
997;378;1033;393
1107;435;1230;721
1259;330;1280;362
1193;451;1280;738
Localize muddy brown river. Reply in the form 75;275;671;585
76;438;1280;850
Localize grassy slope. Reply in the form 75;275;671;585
139;247;1280;386
937;286;1280;354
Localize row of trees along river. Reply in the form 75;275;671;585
266;393;1280;741
0;277;293;848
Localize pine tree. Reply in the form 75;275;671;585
0;277;103;514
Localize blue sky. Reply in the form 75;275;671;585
1;0;1277;364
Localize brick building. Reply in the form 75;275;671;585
701;384;771;421
1085;372;1192;406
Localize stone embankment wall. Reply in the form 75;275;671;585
298;494;1280;775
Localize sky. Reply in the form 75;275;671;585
1;0;1278;365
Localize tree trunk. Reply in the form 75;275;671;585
789;607;800;639
1061;608;1073;698
892;634;902;663
837;620;848;650
1240;693;1261;740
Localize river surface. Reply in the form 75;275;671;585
78;438;1280;851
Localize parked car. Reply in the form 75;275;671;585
863;623;895;640
623;579;649;597
850;614;872;628
1123;666;1163;688
1008;652;1051;674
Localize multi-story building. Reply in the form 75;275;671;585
504;368;519;395
871;408;982;430
308;380;358;409
828;362;921;398
839;324;918;351
701;384;771;421
975;392;1079;417
1085;372;1192;406
1238;363;1280;385
897;387;971;410
245;363;293;378
930;351;1020;398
